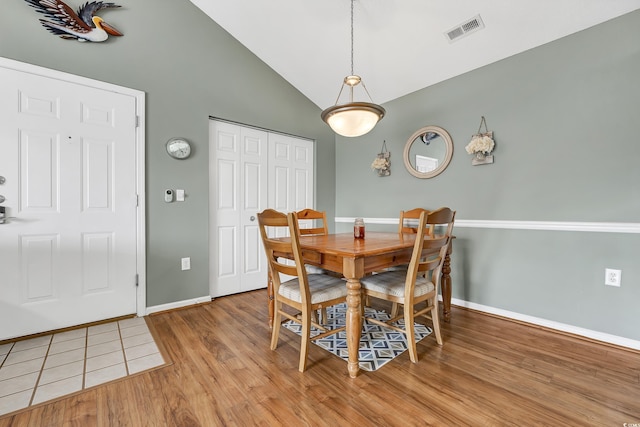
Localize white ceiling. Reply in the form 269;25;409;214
189;0;640;109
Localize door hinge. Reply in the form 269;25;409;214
135;116;140;128
136;194;139;207
135;274;139;287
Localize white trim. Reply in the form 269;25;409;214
335;217;640;234
146;296;213;315
447;297;640;351
1;57;148;318
134;95;147;317
0;57;139;95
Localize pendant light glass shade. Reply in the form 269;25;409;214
321;101;385;137
321;1;385;137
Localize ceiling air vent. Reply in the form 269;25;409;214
445;14;485;43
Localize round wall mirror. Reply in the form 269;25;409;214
403;125;454;179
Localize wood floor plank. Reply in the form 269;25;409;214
1;289;639;426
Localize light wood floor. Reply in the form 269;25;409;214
1;289;638;426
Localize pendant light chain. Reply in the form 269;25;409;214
350;0;354;76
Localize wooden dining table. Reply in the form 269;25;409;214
268;231;454;378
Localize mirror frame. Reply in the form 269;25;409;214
403;125;454;179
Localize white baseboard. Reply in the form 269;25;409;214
449;297;640;351
146;296;212;315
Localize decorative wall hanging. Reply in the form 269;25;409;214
25;0;124;42
371;140;390;176
465;116;495;166
404;126;454;179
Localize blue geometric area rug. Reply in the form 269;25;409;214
282;303;432;371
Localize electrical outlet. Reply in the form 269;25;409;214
181;257;191;271
605;268;621;287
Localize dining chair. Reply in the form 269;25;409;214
385;206;443;315
360;207;455;363
364;208;433;310
388;205;436;300
257;209;347;372
295;208;333;322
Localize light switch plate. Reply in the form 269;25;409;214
176;189;185;202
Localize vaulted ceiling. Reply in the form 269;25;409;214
190;0;640;109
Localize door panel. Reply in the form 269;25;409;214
210;121;268;297
21;234;57;300
273;166;290;211
0;66;138;340
20;131;58;211
240;129;268;291
268;133;314;213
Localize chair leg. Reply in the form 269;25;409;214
405;303;418;363
270;302;282;350
430;298;443;346
312;308;327;324
390;302;399;318
299;309;312;372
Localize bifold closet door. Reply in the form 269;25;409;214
209;120;315;297
209;120;268;297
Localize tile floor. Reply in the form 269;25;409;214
0;317;166;417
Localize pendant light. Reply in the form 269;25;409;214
321;0;385;137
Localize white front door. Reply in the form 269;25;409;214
0;65;139;340
209;120;269;297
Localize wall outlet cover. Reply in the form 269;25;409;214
605;268;621;287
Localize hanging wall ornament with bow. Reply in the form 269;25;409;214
371;140;391;176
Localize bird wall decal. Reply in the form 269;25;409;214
25;0;123;42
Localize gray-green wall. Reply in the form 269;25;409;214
335;11;640;341
0;0;336;307
2;1;638;344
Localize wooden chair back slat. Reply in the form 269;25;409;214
296;208;329;236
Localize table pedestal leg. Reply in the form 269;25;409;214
441;252;452;322
345;278;362;378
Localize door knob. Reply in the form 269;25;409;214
0;176;5;184
0;195;5;203
250;216;256;221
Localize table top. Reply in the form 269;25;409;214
297;232;417;257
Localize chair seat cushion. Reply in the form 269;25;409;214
279;274;347;304
360;270;434;299
305;265;328;275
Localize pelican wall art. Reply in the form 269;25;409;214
25;0;123;42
